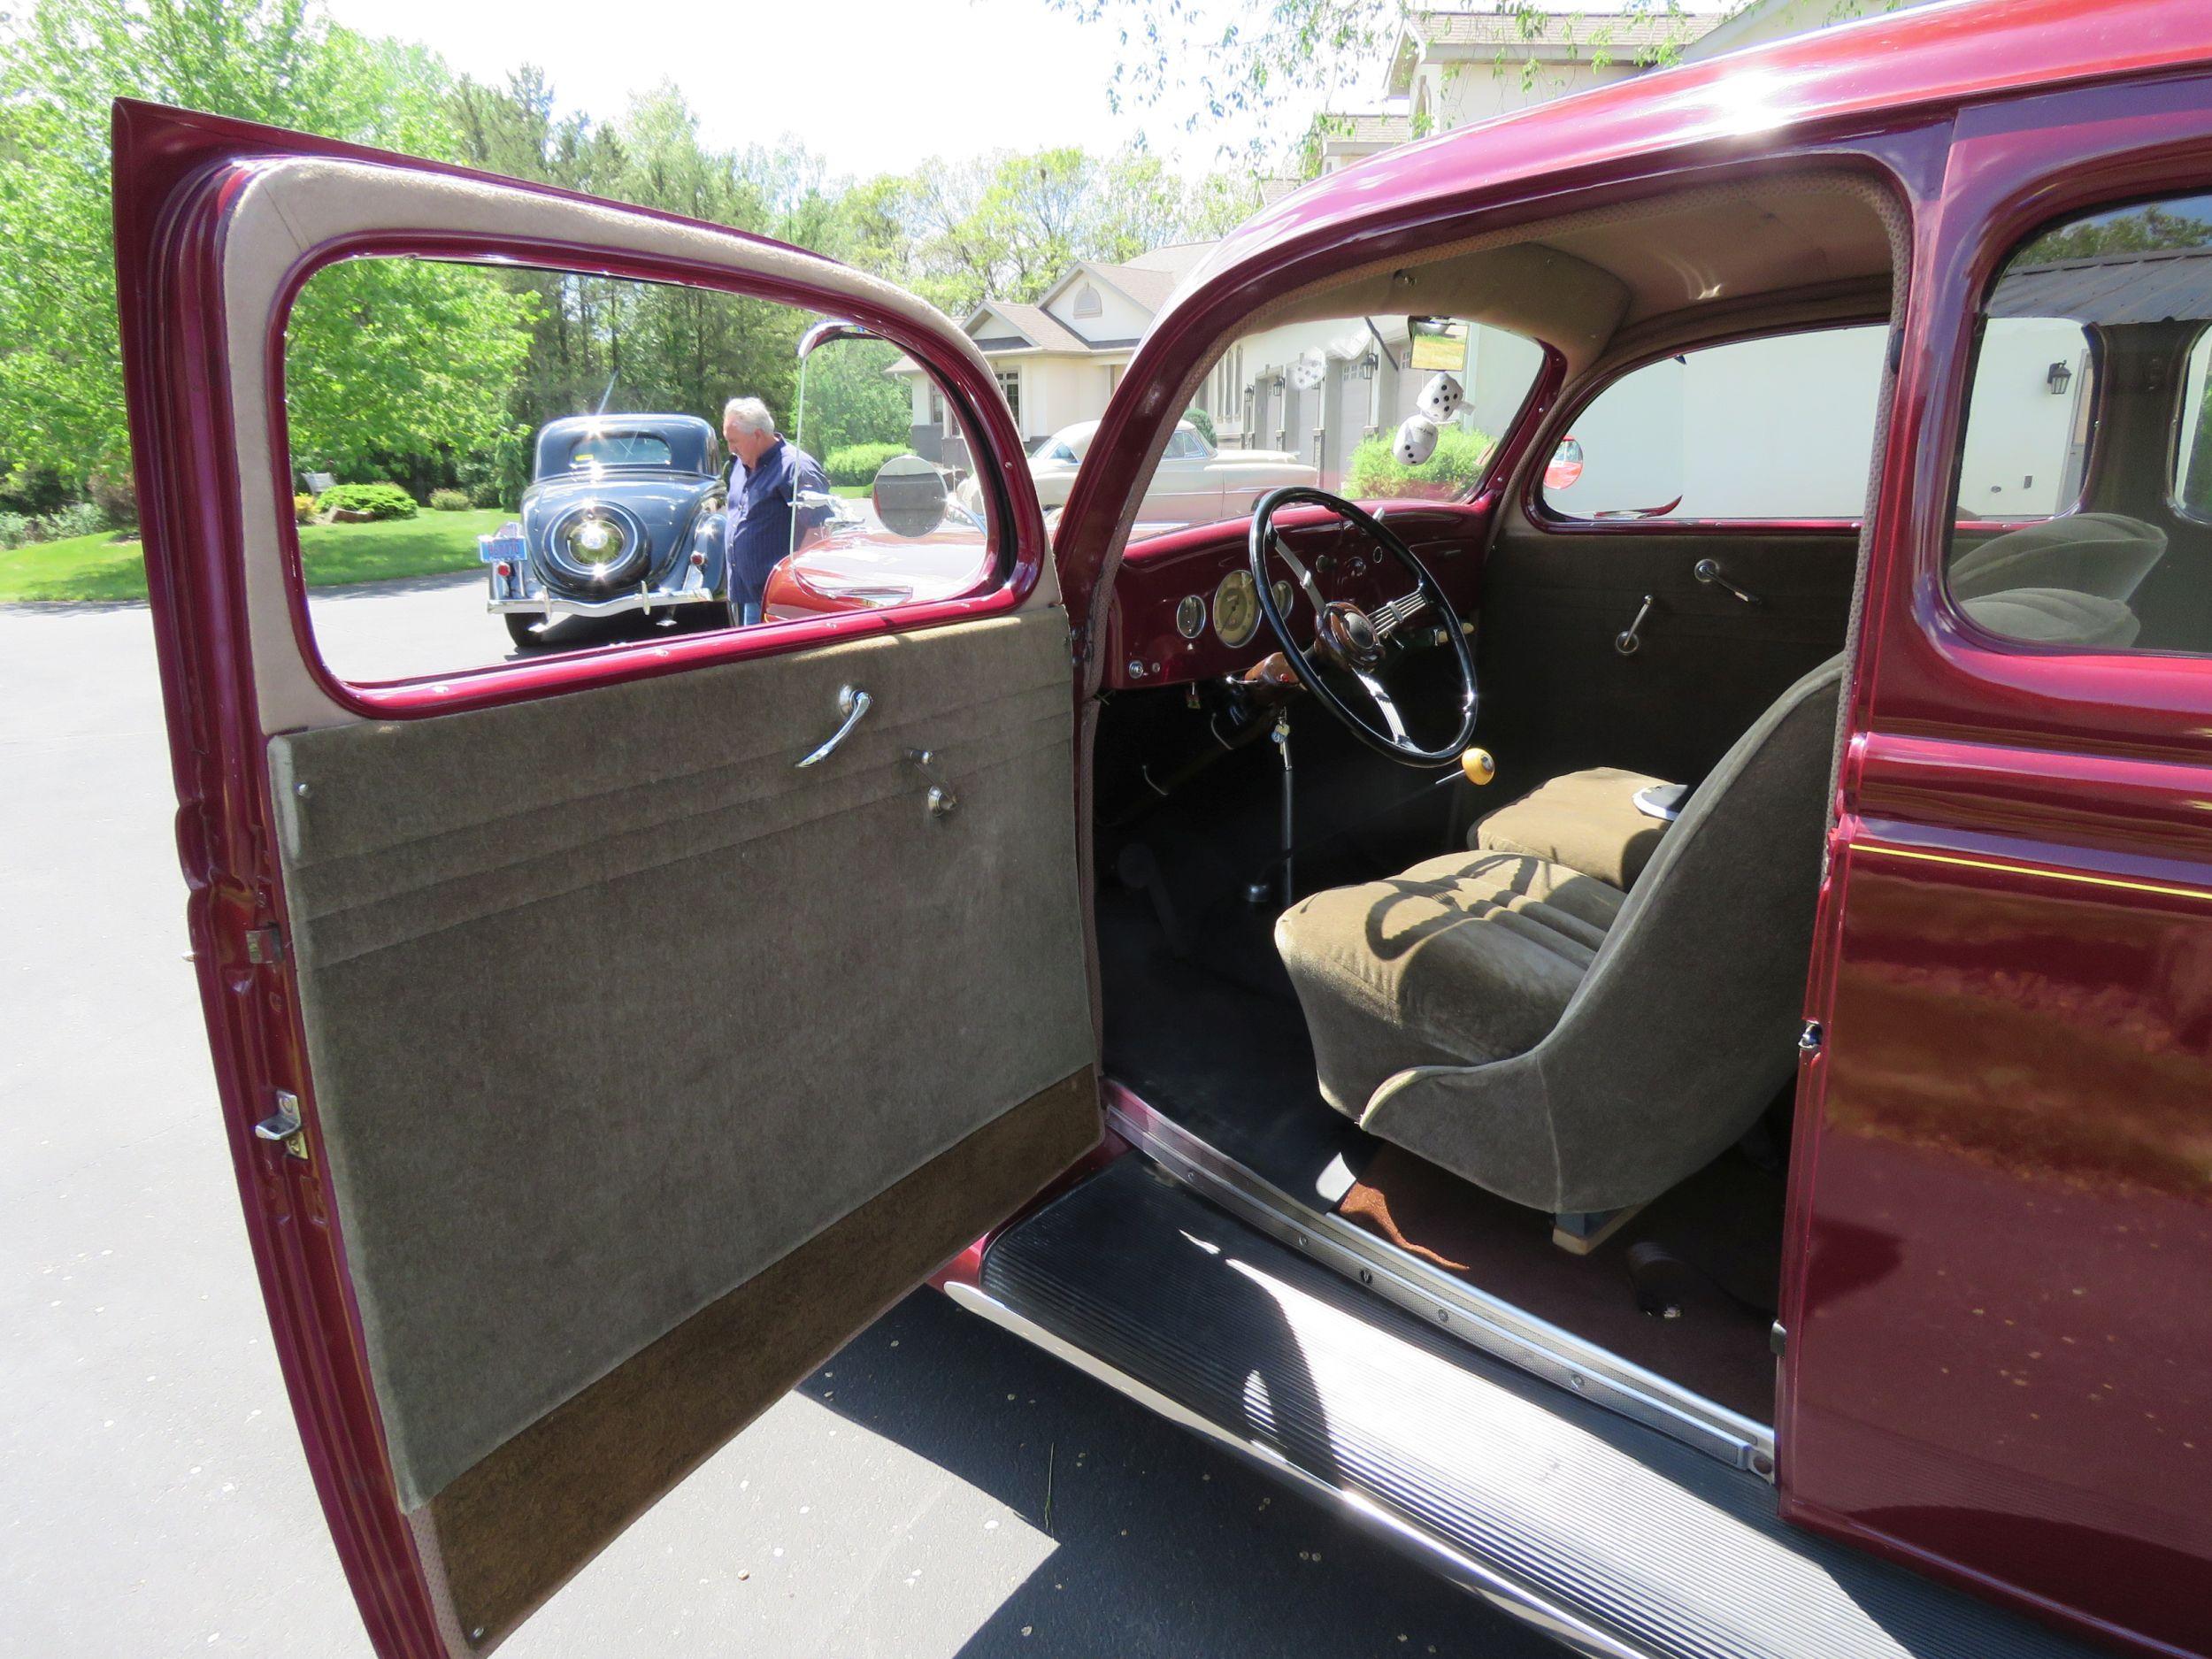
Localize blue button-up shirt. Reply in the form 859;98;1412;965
725;437;830;611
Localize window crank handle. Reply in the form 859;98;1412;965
1615;594;1654;657
1694;558;1761;605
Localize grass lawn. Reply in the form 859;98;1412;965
830;484;869;498
0;509;510;603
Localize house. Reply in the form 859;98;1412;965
1377;8;1718;148
891;243;1216;467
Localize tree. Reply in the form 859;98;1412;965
1040;0;1741;165
0;0;528;496
840;147;1260;318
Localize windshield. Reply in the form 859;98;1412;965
1114;313;1543;541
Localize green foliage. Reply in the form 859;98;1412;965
1182;406;1217;444
2021;204;2212;265
42;501;107;540
0;513;33;551
287;257;537;483
839;148;1260;317
823;443;909;488
1345;424;1494;498
794;339;912;457
317;481;418;520
0;0;472;495
426;488;472;512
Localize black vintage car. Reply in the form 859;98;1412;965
480;413;728;648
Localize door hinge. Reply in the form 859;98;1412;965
1797;1019;1824;1056
1069;615;1094;665
245;925;284;965
1770;1320;1787;1358
254;1088;311;1163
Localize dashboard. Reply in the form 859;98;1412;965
1102;500;1494;690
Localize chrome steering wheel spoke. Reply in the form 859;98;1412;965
1247;486;1479;769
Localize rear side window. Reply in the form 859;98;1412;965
1944;192;2212;654
1540;326;1888;522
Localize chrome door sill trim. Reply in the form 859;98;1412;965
946;1279;1659;1659
1104;1083;1776;1479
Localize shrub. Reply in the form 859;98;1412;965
88;470;139;531
1344;423;1495;500
822;442;906;488
294;493;317;526
466;478;506;510
426;488;472;512
1182;405;1217;445
316;481;417;520
0;511;32;550
41;501;106;541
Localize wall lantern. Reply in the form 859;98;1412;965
2047;359;2074;396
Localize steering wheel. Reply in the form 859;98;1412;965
1248;486;1479;767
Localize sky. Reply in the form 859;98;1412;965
321;0;1742;183
321;0;1286;180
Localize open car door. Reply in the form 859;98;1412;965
112;101;1098;1655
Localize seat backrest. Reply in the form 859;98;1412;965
1948;511;2166;603
1366;654;1843;1213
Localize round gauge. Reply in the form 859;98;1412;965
1212;570;1262;649
1175;594;1207;640
1271;578;1295;618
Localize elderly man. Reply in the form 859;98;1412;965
720;396;830;626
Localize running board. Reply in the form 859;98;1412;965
961;1157;2105;1659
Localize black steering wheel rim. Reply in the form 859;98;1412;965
1248;485;1479;767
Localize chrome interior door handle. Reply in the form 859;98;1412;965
1694;558;1761;605
795;685;872;767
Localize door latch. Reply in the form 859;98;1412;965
1798;1019;1824;1056
254;1089;311;1162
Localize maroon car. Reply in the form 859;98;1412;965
115;3;2212;1655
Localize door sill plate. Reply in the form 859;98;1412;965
1105;1079;1776;1479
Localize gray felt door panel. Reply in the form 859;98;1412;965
266;611;1095;1509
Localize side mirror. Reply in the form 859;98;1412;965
872;454;951;538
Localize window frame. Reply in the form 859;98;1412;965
1525;315;1899;535
1933;184;2212;662
2162;319;2212;527
267;240;1033;717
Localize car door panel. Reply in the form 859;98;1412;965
1475;527;1858;796
114;102;1096;1657
269;611;1090;1512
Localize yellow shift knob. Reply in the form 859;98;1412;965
1459;747;1496;787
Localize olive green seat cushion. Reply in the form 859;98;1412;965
1471;765;1673;889
1276;655;1844;1215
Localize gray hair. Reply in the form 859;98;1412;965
722;396;774;435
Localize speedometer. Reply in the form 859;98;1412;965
1213;570;1262;649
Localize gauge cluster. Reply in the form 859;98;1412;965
1104;504;1486;689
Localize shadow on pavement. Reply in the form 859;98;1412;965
798;1289;1553;1659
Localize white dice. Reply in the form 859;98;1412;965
1290;348;1327;392
1394;415;1440;467
1417;372;1464;424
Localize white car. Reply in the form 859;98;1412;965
960;419;1316;530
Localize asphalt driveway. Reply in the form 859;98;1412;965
0;585;1553;1657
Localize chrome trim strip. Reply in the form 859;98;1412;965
946;1280;1659;1659
488;588;722;618
1105;1087;1776;1479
